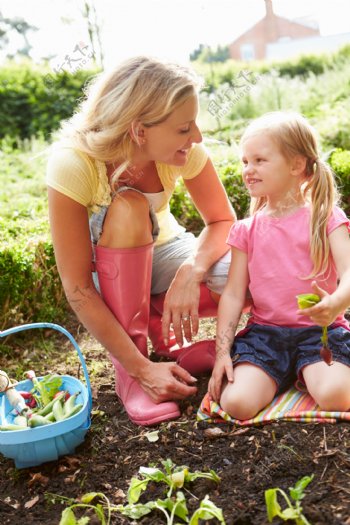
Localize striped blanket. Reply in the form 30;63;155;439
197;386;350;425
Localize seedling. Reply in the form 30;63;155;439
265;474;314;525
58;459;225;524
128;458;220;501
296;293;333;365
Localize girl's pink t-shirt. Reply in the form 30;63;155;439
227;206;350;328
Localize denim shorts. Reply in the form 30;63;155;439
89;187;231;295
231;323;350;394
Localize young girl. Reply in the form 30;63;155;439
208;111;350;420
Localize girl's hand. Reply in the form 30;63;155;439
161;262;201;347
297;281;339;326
137;360;198;403
208;353;234;403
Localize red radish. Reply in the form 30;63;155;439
17;391;32;400
54;391;70;401
28;398;37;408
320;345;333;366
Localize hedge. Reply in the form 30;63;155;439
0;62;98;141
1;45;350;142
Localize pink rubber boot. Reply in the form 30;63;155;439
94;242;180;426
149;283;218;375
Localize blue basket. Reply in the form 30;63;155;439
0;323;92;469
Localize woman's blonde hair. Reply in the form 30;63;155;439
59;55;201;184
240;111;339;278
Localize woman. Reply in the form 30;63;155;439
47;56;235;426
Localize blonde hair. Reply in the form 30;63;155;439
59;56;201;186
240;111;340;278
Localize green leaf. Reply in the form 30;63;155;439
59;508;81;525
289;475;314;502
77;518;90;525
155;492;189;522
114;501;155;519
296;293;320;309
189;495;226;524
30;374;63;406
139;466;166;482
162;458;174;474
265;489;283;521
185;469;221;484
80;492;105;504
280;507;300;520
127;477;150;504
145;430;159;442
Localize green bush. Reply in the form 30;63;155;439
330;148;350;215
0;237;66;328
0;62;98;141
170;158;249;235
0;138;68;328
271;53;329;78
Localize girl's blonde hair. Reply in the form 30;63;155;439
240;111;339;278
59;55;201;185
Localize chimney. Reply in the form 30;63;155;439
265;0;274;19
264;0;278;42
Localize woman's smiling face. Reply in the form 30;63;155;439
142;95;203;166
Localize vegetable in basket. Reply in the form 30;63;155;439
0;372;83;431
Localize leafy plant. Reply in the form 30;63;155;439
58;459;225;525
265;474;314;524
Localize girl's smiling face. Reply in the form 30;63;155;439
241;133;297;202
141;95;202;166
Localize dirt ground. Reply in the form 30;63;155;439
1;318;350;525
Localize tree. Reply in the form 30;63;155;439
81;0;104;68
0;11;38;57
190;44;230;63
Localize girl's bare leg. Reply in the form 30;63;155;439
220;363;277;420
302;361;350;411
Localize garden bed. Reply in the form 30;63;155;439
1;319;350;524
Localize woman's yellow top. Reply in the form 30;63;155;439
46;143;208;245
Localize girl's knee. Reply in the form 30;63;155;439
220;390;261;420
313;384;350;412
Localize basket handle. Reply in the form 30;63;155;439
0;323;92;411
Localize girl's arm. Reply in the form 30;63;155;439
300;224;350;325
208;247;249;402
162;157;236;345
48;188;197;402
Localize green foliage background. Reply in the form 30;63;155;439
2;46;350;328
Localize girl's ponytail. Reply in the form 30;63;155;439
303;158;339;278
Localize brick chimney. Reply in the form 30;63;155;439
264;0;278;42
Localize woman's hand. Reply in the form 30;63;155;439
208;353;234;403
137;360;198;402
161;261;202;347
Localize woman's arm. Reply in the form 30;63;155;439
48;188;197;401
182;157;236;278
298;224;350;325
208;247;249;401
162;158;236;343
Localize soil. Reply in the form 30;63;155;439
1;318;350;525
